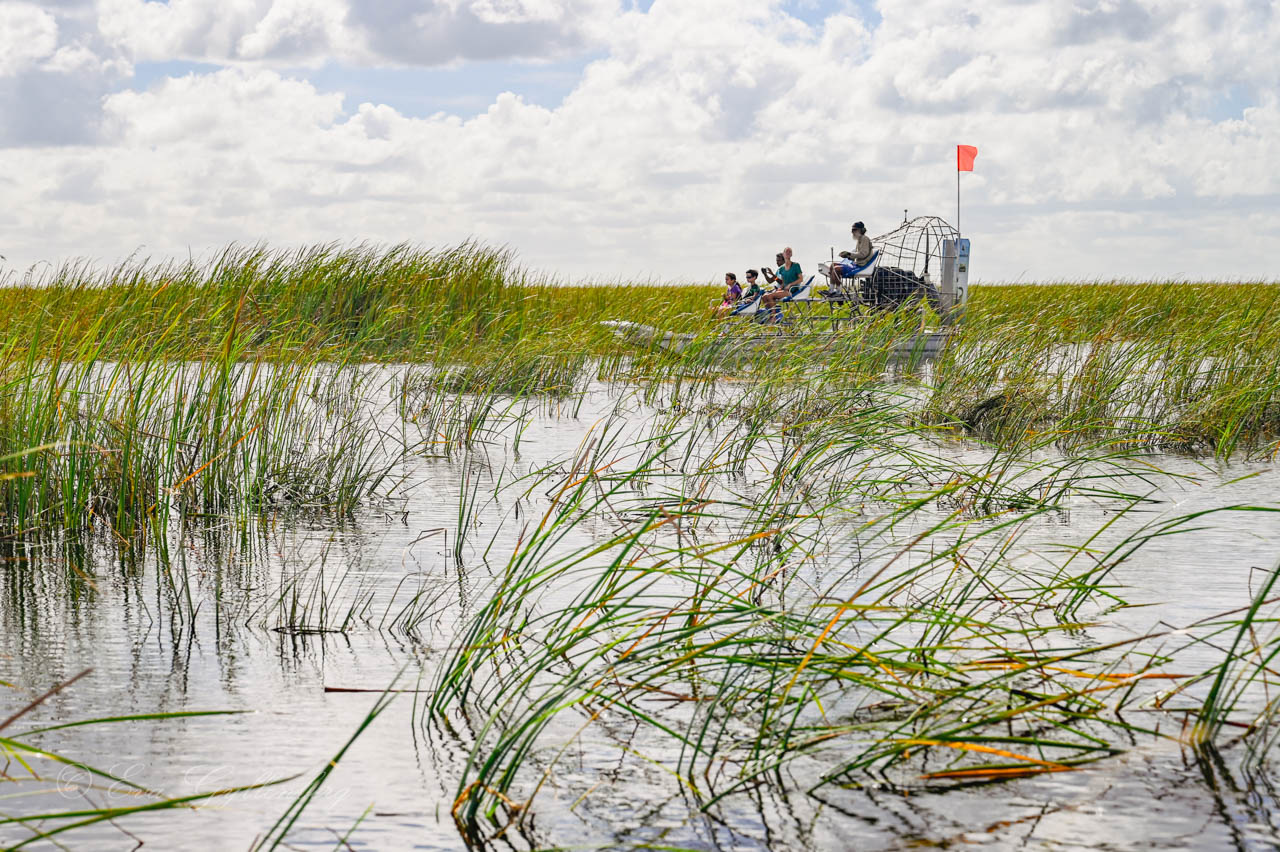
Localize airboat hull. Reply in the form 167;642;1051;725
601;321;955;360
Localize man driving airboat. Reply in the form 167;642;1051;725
825;221;874;290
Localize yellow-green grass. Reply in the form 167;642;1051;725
966;281;1280;341
5;245;1274;358
932;282;1280;457
0;243;712;362
2;242;1279;554
1;244;1275;361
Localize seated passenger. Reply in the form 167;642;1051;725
761;247;803;311
760;252;785;287
741;269;764;303
714;272;743;318
826;221;874;289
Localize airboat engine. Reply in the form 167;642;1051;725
861;216;970;325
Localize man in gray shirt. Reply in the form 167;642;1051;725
827;221;874;288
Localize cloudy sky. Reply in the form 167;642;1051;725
1;0;1275;283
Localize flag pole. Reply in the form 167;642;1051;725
956;166;961;239
955;145;976;239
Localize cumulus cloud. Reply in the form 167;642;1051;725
346;0;614;65
2;0;1278;281
0;1;126;145
0;2;59;76
96;0;347;65
95;0;620;66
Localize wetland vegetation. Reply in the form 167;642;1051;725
1;243;1278;849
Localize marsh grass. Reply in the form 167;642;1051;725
6;244;1280;456
0;243;710;362
419;388;1280;847
3;247;1280;847
934;282;1280;457
0;351;407;545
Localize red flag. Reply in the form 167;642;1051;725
957;145;978;171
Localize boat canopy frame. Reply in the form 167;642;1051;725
871;215;960;281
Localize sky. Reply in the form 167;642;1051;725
0;0;1276;283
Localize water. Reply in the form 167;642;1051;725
3;369;1280;850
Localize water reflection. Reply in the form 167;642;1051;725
0;372;1278;849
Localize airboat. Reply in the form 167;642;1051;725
603;215;971;359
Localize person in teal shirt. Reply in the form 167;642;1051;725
761;246;803;311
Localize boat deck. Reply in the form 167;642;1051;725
601;321;957;359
